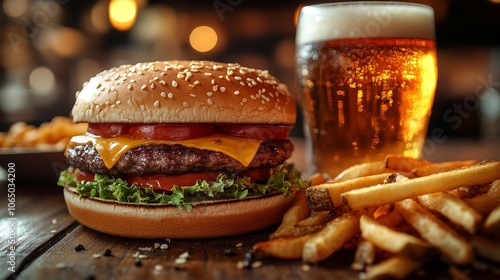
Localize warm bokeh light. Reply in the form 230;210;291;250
3;0;29;18
189;26;218;53
109;0;138;31
274;39;295;68
91;0;111;33
29;67;56;96
50;27;86;57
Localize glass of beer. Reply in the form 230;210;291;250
295;2;437;177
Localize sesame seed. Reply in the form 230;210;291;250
140;105;145;110
116;101;121;105
172;80;178;87
141;85;147;90
207;98;213;105
240;81;245;86
183;102;189;107
213;85;218;92
130;79;136;83
211;79;215;85
242;98;247;102
127;84;133;90
190;93;196;98
154;101;160;107
150;83;155;89
161;92;167;98
234;91;240;95
168;92;174;99
193;80;200;85
258;106;264;111
234;76;242;81
110;85;116;91
177;73;185;79
159;80;166;86
206;92;213;97
153;76;159;81
204;72;212;76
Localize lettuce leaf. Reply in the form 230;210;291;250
57;164;309;210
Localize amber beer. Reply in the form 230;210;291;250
296;2;437;176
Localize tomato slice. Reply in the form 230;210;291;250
128;124;215;140
74;168;272;193
88;124;132;138
241;168;272;182
128;172;221;192
216;124;290;139
87;123;289;140
75;170;95;182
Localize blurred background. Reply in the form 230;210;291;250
0;0;499;141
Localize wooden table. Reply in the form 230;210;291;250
1;138;499;280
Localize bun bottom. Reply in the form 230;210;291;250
63;188;295;239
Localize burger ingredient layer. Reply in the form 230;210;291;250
58;164;308;210
66;139;293;176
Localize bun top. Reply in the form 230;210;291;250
72;60;296;125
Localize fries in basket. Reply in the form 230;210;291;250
0;116;87;149
253;155;500;279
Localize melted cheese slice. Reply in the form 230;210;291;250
68;134;263;169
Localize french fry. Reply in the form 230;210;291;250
331;161;387;183
270;189;309;239
417;192;482;234
364;255;428;280
302;211;361;263
307;173;393;211
471;235;500;264
412;160;479;177
375;209;404;227
484;205;500;240
464;180;500;215
342;161;500;210
395;199;473;265
351;239;376;271
360;215;434;259
293;211;330;237
253;234;315;260
384;154;431;172
307;173;326;186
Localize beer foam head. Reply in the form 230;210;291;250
296;2;435;45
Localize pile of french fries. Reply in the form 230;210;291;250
0;116;87;149
253;155;500;279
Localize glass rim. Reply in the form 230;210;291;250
301;1;434;11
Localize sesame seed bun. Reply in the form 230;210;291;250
63;187;296;239
72;60;296;125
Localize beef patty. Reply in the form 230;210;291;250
66;139;294;176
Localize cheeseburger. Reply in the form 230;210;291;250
58;60;308;238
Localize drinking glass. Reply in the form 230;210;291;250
295;1;438;176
